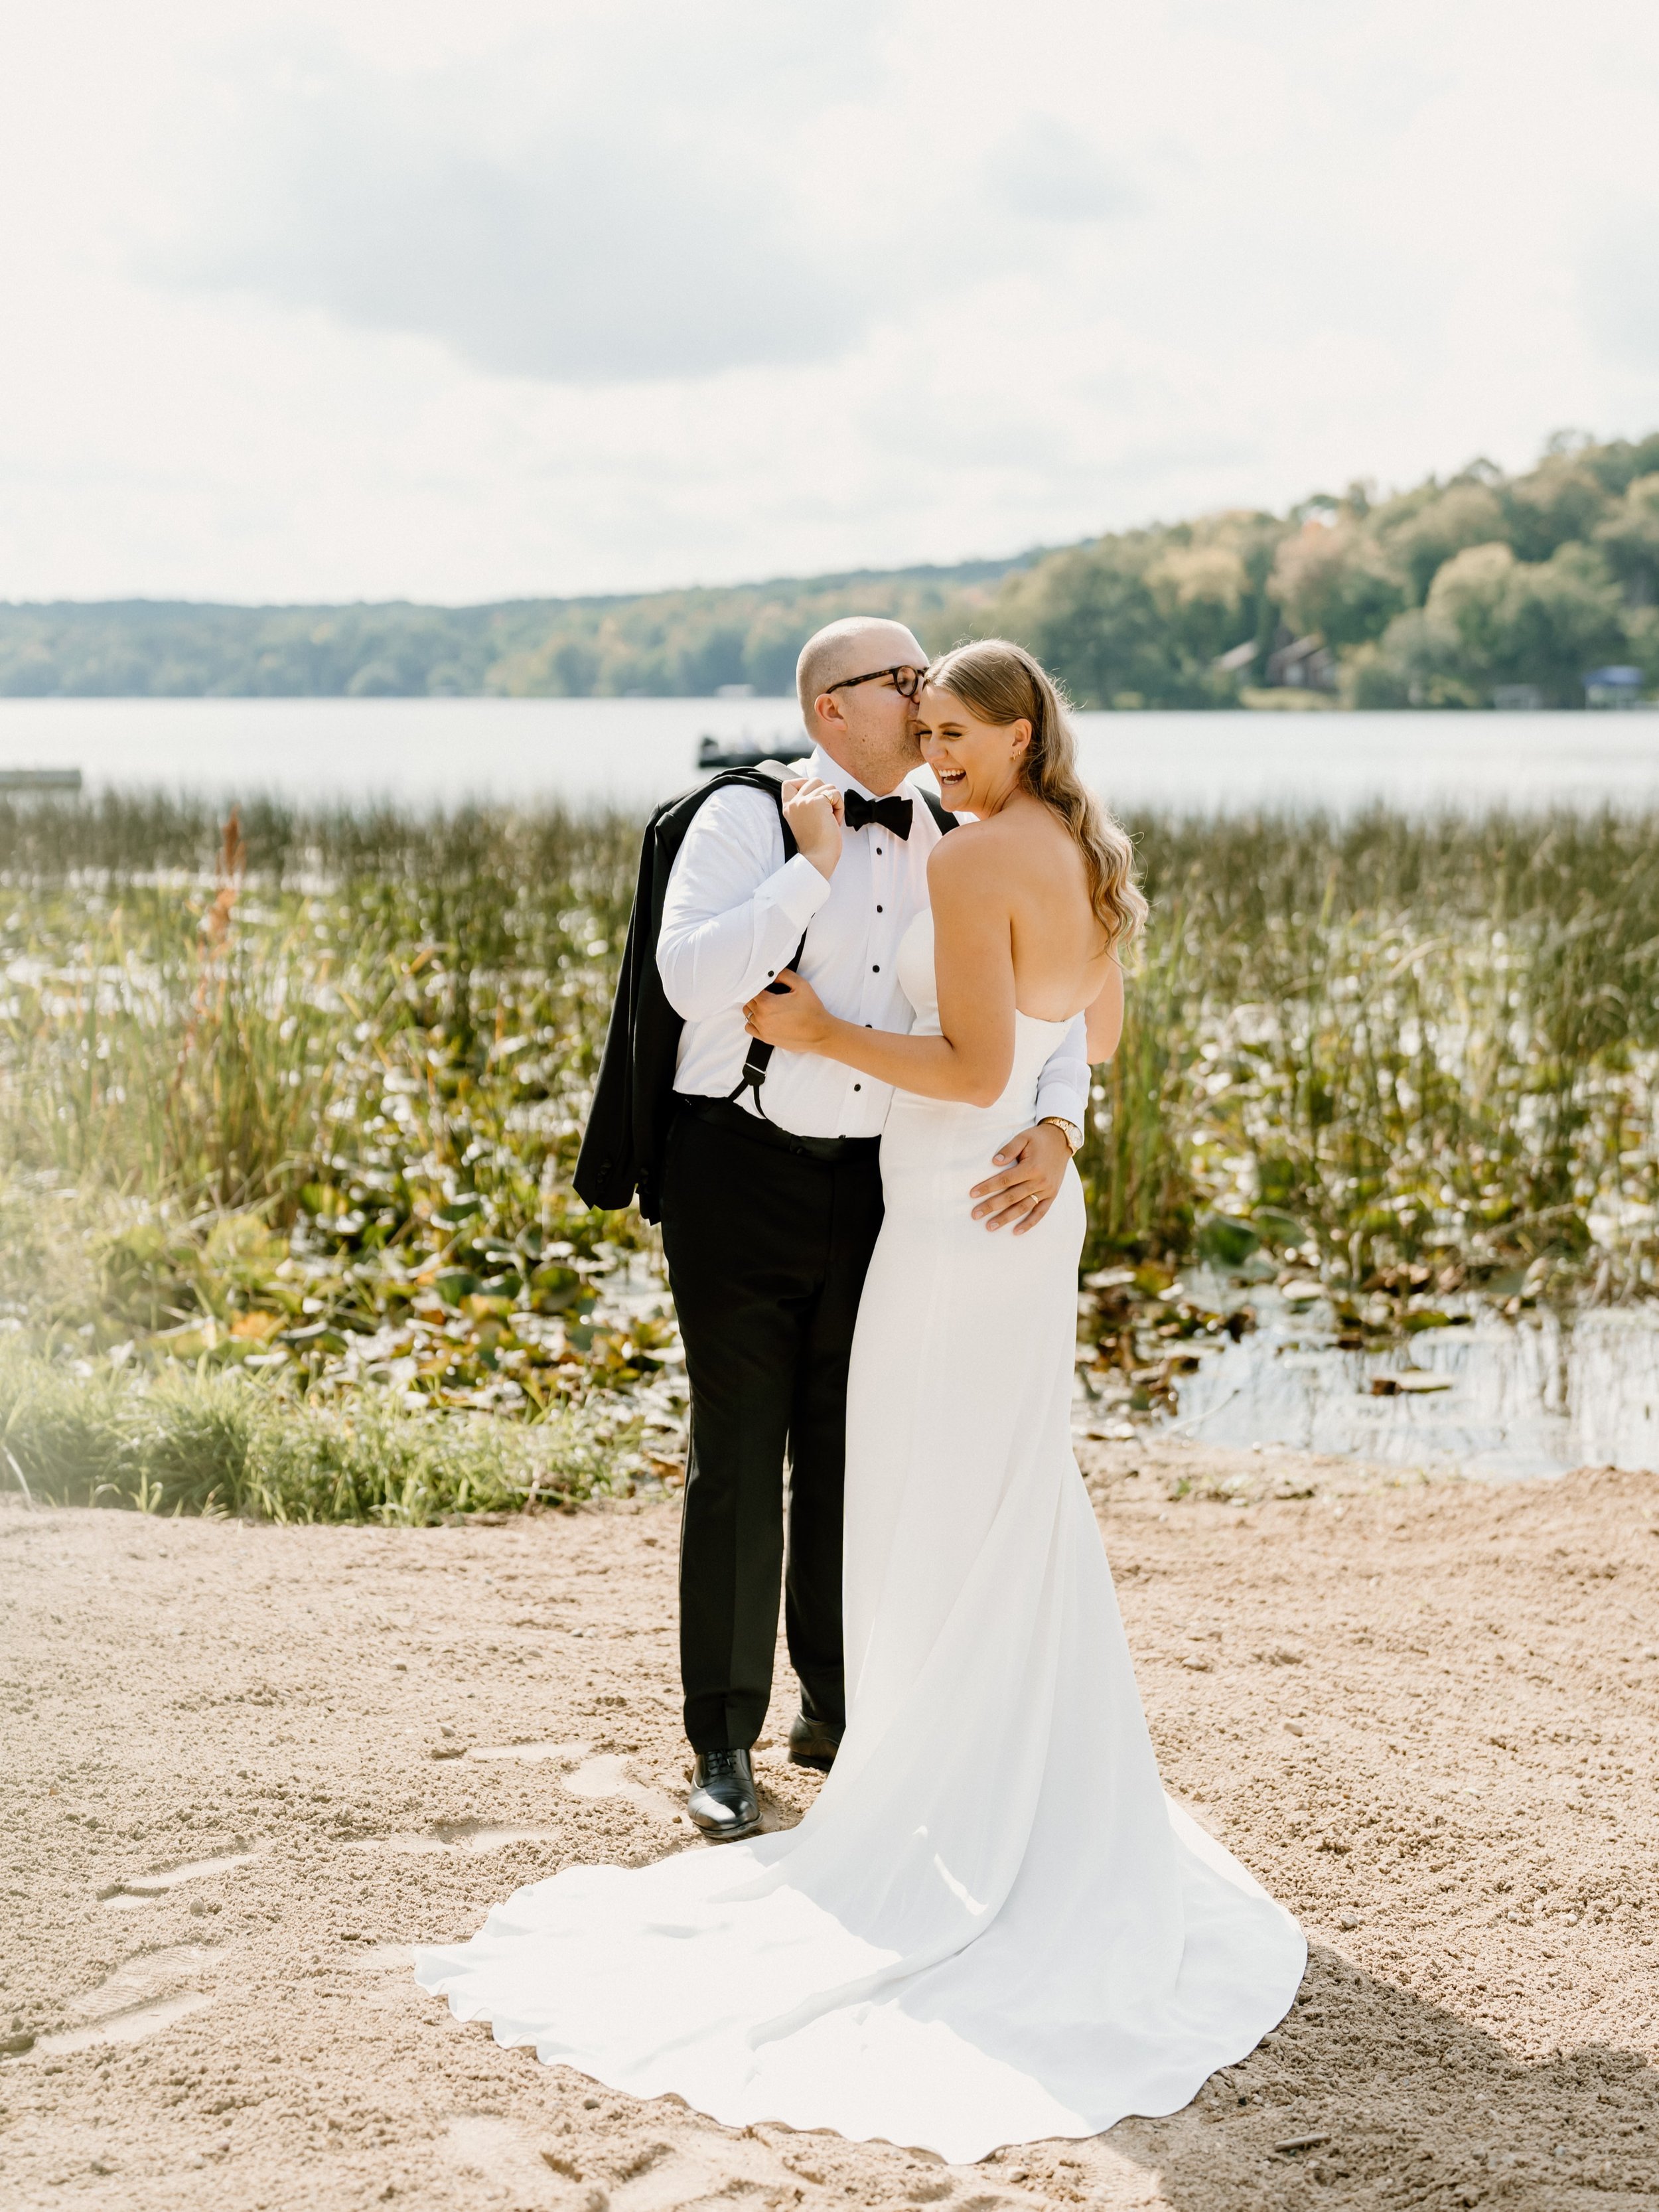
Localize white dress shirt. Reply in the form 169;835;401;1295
657;745;1090;1141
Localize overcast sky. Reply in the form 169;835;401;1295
1;0;1656;605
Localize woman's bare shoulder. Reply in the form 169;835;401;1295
933;803;1076;878
926;816;1008;885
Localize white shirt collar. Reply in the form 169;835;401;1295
809;743;943;809
806;742;948;823
806;743;877;802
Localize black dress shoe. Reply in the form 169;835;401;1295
687;1748;760;1840
788;1711;844;1772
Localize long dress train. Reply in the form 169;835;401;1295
413;909;1305;2163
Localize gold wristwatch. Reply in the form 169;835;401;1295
1040;1116;1084;1156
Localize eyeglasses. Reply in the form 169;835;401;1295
826;663;927;701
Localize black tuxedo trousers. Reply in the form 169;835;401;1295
659;1104;885;1753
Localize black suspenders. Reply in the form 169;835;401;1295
722;781;948;1123
726;927;808;1120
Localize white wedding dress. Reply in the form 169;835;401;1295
414;910;1305;2162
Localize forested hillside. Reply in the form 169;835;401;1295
989;428;1659;709
3;431;1656;707
0;553;1033;703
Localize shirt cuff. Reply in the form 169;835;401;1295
1034;1072;1090;1130
760;853;834;932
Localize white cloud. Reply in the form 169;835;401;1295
153;17;865;382
1581;209;1659;373
0;0;1655;602
987;119;1139;226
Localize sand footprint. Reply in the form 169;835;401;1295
8;1943;220;2061
561;1754;685;1824
100;1846;263;1911
441;2111;818;2211
348;1820;565;1856
443;2116;571;2207
348;1749;689;1860
465;1739;592;1766
32;1992;213;2057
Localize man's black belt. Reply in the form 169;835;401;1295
681;1094;881;1163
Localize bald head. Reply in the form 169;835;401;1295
795;617;928;726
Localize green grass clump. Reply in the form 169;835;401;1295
0;1341;634;1522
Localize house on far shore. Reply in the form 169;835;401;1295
1583;666;1648;709
1264;632;1337;694
1492;684;1544;711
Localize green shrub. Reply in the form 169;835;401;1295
0;1343;634;1522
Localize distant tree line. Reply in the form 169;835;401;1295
988;429;1659;709
0;556;1034;706
3;431;1656;708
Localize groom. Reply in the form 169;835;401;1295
651;617;1089;1837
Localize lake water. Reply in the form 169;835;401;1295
3;696;1659;814
1132;1282;1659;1481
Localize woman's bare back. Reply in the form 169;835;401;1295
956;794;1109;1022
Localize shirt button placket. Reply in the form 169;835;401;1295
872;833;888;1043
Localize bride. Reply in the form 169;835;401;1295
415;640;1305;2164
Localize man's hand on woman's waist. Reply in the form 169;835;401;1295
969;1121;1072;1234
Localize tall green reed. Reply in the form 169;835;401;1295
1108;806;1659;1283
7;790;1659;1303
0;794;639;1224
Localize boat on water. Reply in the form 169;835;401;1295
695;734;806;773
0;768;81;794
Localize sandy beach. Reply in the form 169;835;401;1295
4;1438;1658;2211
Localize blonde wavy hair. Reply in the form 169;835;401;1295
924;638;1147;952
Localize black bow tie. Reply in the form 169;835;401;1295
843;790;913;840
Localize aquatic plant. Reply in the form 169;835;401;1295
5;788;1659;1516
1096;806;1659;1292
